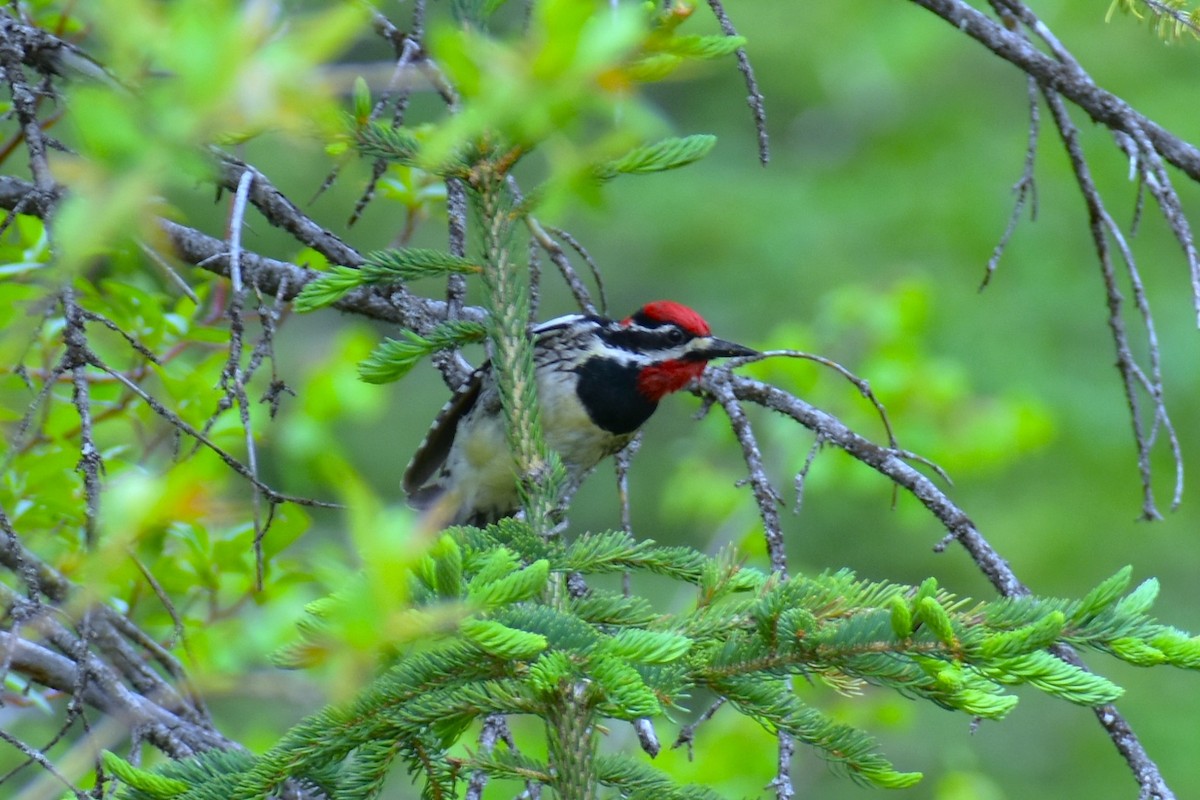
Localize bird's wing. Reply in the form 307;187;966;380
402;366;487;507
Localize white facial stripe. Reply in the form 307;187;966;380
533;314;590;334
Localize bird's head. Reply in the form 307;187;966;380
619;300;757;402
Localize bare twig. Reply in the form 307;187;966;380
94;360;336;509
540;224;607;315
909;0;1200;184
705;371;786;574
61;287;103;548
466;714;507;800
345;35;424;227
704;0;769;166
982;74;1039;289
701;368;793;800
791;434;824;515
222;167;271;588
0;727;89;800
672;697;726;758
1042;88;1176;521
0;15;55;192
735;349;899;449
215;155;363;268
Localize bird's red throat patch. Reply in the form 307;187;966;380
636;359;706;402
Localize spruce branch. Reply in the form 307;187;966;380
475;170;566;536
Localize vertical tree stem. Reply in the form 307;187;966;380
476;167;589;800
546;684;598;800
476;170;560;534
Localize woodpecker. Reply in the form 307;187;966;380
403;300;756;525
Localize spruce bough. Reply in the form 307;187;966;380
110;525;1200;799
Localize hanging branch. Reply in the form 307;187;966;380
704;0;769;165
923;0;1187;515
61;287;103;548
981;74;1039;289
1041;87;1180;520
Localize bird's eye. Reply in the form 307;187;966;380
667;328;686;345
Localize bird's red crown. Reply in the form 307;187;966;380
623;300;711;336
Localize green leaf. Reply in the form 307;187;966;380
590;655;661;718
1108;637;1166;666
102;751;189;797
1114;577;1159;617
461;618;549;659
294;265;365;311
353;75;372;124
355;121;423;164
363;248;482;281
432;534;464;598
1149;629;1200;668
979;611;1065;659
358;321;487;384
1073;566;1133;622
916;596;957;647
594;134;717;180
294;251;479;312
603;628;692;664
653;34;747;59
467;559;550;607
992;651;1123;705
889;595;913;639
529;650;574;695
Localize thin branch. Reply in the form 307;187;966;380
1041;88;1175;521
704;0;769;166
705;371;786;574
214;156;363;268
632;718;660;758
539;223;607;316
93;359;336;509
0;15;55;191
702;369;793;800
0;727;88;800
735;349;899;449
466;714;507;800
671;697;726;758
522;215;596;314
345;35;424;227
981;74;1039;289
221;167;271;588
713;371;1176;800
1120;0;1200;39
908;0;1200;184
61;287;102;548
791;434;824;515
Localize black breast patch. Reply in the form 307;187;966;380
575;356;657;434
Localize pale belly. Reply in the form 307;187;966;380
446;367;632;521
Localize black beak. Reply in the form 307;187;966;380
692;336;758;361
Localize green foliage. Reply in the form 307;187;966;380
111;527;1200;799
593;135;718;181
1107;0;1200;40
357;321;487;384
335;0;737;217
55;0;364;267
102;751;189;797
294;250;482;312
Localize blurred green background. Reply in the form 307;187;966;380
9;1;1200;798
